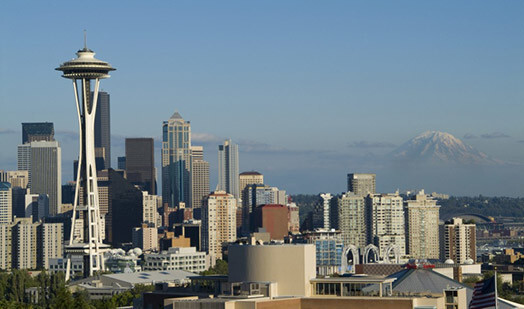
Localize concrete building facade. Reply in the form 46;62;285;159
338;192;367;249
0;182;12;224
404;190;440;259
347;173;376;196
191;146;209;209
143;247;206;273
202;191;237;260
440;218;476;264
366;193;405;256
228;244;316;297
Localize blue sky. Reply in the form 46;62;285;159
1;1;523;196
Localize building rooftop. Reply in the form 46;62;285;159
240;171;262;176
102;269;196;285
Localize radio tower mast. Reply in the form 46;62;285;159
56;35;115;280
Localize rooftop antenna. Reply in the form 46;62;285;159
83;29;87;49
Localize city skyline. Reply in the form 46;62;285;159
1;1;523;196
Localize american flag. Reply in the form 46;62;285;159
469;276;497;309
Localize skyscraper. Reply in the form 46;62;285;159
191;146;209;209
162;112;192;208
338;192;367;249
404;190;440;259
202;191;237;260
22;122;54;144
29;141;62;216
440;218;476;264
0;182;12;224
347;173;376;196
366;193;405;256
218;139;239;199
126;138;156;194
94;91;111;168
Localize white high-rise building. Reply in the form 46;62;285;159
38;223;64;269
366;193;405;255
191;146;210;209
0;182;12;224
12;217;38;269
142;192;161;227
338;192;367;249
202;191;237;260
404;190;440;259
320;193;332;229
218;139;239;199
132;224;158;253
0;224;12;270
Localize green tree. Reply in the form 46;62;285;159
73;289;94;309
49;285;74;309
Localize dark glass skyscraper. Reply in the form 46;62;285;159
125;138;156;195
94;91;111;168
22;122;54;143
162;112;191;208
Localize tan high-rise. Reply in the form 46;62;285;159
191;146;210;209
440;218;476;264
202;191;237;260
404;190;440;259
239;171;264;197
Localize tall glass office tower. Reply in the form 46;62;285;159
218;139;239;199
162;112;192;208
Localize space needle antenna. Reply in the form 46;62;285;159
84;29;87;49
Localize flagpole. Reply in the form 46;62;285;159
494;267;498;309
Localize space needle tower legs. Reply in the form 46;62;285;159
56;39;115;280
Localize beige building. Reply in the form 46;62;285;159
228;244;316;297
202;191;237;260
0;224;12;270
132;224;158;252
367;193;405;255
143;247;206;273
338;192;367;248
440;218;476;264
12;217;38;269
0;170;29;189
404;190;440;259
239;171;264;197
0;182;12;224
191;146;210;209
38;223;63;269
142;192;161;227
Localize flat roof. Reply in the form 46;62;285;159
102;270;196;285
311;276;396;284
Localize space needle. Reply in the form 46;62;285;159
56;35;115;280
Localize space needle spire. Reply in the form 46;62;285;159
56;37;115;280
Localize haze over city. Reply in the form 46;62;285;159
1;1;523;196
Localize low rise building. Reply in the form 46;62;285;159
143;247;206;273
